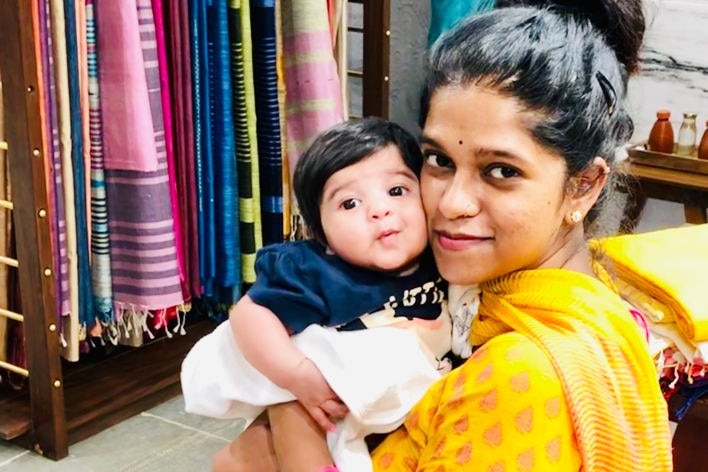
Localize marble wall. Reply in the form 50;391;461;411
629;0;708;231
630;0;708;143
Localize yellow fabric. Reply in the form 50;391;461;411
597;224;708;341
613;278;671;323
372;332;582;471
373;268;672;471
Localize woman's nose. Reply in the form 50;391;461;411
438;176;480;219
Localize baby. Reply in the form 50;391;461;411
181;117;477;471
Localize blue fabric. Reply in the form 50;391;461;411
672;382;708;421
251;1;283;246
190;0;217;294
428;0;495;46
208;0;240;289
247;241;446;334
63;0;94;326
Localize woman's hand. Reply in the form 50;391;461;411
286;357;349;431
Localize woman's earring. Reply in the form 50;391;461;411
569;210;582;224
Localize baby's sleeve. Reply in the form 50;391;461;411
247;244;330;333
372;332;582;471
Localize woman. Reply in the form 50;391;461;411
214;0;673;470
368;0;672;470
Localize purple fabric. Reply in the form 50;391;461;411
43;0;70;318
103;0;184;310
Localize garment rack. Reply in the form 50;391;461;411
0;0;390;460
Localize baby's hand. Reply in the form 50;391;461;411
286;357;349;431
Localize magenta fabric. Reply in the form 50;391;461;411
164;0;200;299
151;0;188;300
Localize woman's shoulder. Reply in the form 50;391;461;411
472;331;559;381
413;331;581;471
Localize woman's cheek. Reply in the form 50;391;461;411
421;176;444;215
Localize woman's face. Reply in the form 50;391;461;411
420;84;578;285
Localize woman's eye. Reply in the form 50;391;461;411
389;186;406;197
487;165;520;179
423;151;453;169
341;199;360;210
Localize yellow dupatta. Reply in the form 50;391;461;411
471;269;672;471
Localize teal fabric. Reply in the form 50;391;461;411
428;0;495;46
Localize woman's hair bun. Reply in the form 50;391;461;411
495;0;645;74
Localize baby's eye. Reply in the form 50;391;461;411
341;198;360;210
389;186;406;197
487;165;520;179
423;151;453;169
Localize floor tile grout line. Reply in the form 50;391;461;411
0;450;30;468
140;412;232;442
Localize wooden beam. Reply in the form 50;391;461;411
361;0;390;118
0;0;66;459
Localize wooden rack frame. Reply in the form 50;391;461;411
0;0;66;458
0;0;210;460
0;0;391;461
348;0;390;118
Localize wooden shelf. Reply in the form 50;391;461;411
0;319;215;447
65;319;213;445
629;148;708;175
0;387;30;441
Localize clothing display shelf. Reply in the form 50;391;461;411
0;1;214;460
0;0;391;461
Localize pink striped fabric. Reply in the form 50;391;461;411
95;0;158;172
281;0;344;179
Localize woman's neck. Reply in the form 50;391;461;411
540;228;595;278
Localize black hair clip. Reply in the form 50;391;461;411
595;71;616;116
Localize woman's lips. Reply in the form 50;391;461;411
434;231;491;251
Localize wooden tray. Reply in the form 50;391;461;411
628;148;708;175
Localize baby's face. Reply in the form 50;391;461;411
319;145;428;272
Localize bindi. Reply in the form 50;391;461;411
458;139;464;145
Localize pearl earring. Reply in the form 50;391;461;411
569;210;582;224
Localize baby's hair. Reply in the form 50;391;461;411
293;117;422;244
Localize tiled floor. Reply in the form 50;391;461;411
0;396;245;471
